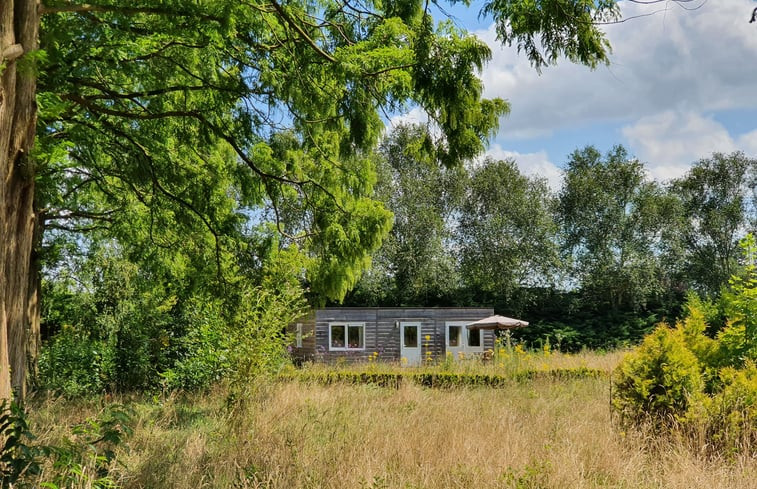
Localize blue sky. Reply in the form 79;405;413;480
392;0;757;188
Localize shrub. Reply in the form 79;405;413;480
39;329;112;397
612;325;704;424
715;234;757;368
687;363;757;454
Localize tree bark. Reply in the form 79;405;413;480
1;0;39;403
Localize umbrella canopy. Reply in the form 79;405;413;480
466;315;529;330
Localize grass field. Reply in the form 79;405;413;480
25;352;757;488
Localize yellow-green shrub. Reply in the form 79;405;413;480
612;325;704;424
687;363;757;453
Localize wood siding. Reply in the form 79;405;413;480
291;307;494;363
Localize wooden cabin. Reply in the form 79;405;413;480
291;307;495;364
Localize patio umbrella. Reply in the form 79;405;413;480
466;315;529;330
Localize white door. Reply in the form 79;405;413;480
400;322;422;365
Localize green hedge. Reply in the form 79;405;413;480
279;367;606;389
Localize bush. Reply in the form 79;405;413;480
39;329;112;397
612;235;757;453
612;325;704;424
687;363;757;454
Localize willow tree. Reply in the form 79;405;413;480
1;0;623;401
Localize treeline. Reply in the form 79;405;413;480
340;124;757;350
37;122;755;395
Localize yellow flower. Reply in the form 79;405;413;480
425;335;431;341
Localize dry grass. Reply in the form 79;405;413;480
25;353;757;488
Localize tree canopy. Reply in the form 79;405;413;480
0;0;629;399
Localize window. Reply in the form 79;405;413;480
467;329;481;348
448;325;461;347
403;325;418;348
329;323;365;350
296;323;303;348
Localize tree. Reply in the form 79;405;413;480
2;0;623;401
349;124;467;305
456;158;559;311
558;145;673;313
668;152;757;295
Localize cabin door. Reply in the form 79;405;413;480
400;322;422;365
445;321;483;359
445;321;466;360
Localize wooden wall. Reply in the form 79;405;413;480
290;307;495;363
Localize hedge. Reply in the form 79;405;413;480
278;367;606;389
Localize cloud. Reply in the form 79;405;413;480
484;145;562;190
622;110;757;182
387;107;427;130
474;0;757;139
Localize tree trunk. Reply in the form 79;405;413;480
25;219;42;391
1;0;39;403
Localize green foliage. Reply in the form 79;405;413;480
689;364;757;453
160;299;231;391
613;237;757;453
716;234;757;367
283;366;605;388
669;153;757;295
40;245;179;395
677;293;719;373
43;406;131;489
349;124;467;306
457;158;559;305
1;402;129;488
0;401;43;488
612;325;704;423
481;0;619;71
559;145;673;313
39;330;111;397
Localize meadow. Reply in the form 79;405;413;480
24;350;757;488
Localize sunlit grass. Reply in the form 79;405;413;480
25;351;757;488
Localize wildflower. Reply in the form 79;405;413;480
425;334;431;341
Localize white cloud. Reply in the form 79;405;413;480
387;106;427;130
474;0;757;139
622;110;757;182
484;144;562;190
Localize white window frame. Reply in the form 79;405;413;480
467;327;483;351
446;323;464;348
328;322;366;351
296;323;303;348
446;321;484;354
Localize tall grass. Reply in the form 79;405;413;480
24;352;757;488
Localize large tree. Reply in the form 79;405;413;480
349;124;467;305
1;0;625;401
558;145;674;313
668;152;757;295
457;158;559;310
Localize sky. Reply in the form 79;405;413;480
392;0;757;189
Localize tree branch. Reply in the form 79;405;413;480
39;1;225;22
